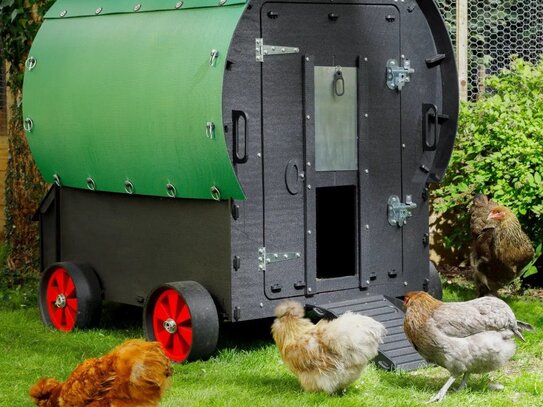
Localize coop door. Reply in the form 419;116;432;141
261;3;402;298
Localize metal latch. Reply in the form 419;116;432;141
258;247;301;270
256;38;300;62
386;58;414;91
388;195;417;227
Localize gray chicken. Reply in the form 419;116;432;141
404;291;533;403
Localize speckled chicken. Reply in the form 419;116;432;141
404;291;533;403
271;300;386;394
469;194;534;296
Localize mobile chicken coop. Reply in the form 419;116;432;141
23;0;458;368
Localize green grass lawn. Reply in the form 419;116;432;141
1;282;542;407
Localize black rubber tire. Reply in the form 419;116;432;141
38;262;102;330
428;262;443;300
143;281;219;362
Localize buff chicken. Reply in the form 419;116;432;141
404;291;533;403
271;300;386;394
469;194;534;296
29;339;172;407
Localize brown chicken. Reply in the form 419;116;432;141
469;194;534;296
404;291;533;403
271;300;386;394
29;339;172;407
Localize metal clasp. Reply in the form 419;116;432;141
388;195;417;227
333;66;345;96
386;58;414;91
209;49;219;67
206;122;216;139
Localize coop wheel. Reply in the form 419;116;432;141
39;262;102;331
144;281;219;362
428;262;443;300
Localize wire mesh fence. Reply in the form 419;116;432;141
436;0;543;101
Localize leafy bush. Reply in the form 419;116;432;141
432;57;543;263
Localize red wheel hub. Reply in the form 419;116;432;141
152;288;193;362
46;268;77;331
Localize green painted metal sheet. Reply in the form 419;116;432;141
24;3;246;200
45;0;247;19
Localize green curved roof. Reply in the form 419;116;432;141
23;0;246;200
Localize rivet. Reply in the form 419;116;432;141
60;10;67;17
364;113;369;118
365;224;370;230
307;230;312;235
366;280;370;285
219;0;227;4
307;185;311;189
364;169;369;174
134;3;142;11
364;57;368;62
306;115;311;120
258;257;263;262
274;254;279;258
257;153;262;158
305;57;310;61
404;281;408;286
95;7;102;14
307;162;311;167
259;265;264;270
402;143;406;149
259;303;264;308
175;1;183;9
307;287;312;292
296;253;300;257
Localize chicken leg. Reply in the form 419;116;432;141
427;375;457;403
456;373;469;392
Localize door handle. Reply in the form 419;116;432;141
232;110;248;164
422;103;438;151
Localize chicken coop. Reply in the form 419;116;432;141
23;0;458;369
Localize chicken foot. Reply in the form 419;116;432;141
426;375;457;403
456;373;469;392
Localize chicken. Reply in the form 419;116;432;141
29;339;172;407
469;194;534;296
403;291;533;403
271;300;386;393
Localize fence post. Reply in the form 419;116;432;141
456;0;468;101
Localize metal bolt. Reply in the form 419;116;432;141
163;318;177;334
366;280;370;285
258;257;263;262
257;153;262;158
283;254;288;258
175;1;183;9
307;162;311;167
402;143;406;149
307;185;311;189
95;7;103;14
404;281;408;286
60;10;67;17
259;265;264;270
294;48;299;53
305;57;310;61
259;303;264;308
364;57;368;62
296;253;300;257
134;3;142;11
266;258;271;264
364;113;368;118
307;287;312;292
364;169;369;174
365;224;370;230
306;115;311;120
307;230;312;235
274;254;279;258
54;294;66;308
258;248;264;254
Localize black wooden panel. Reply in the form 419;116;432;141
56;188;232;311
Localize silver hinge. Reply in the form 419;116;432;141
258;247;301;270
386;58;414;91
388;195;417;227
255;38;300;62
